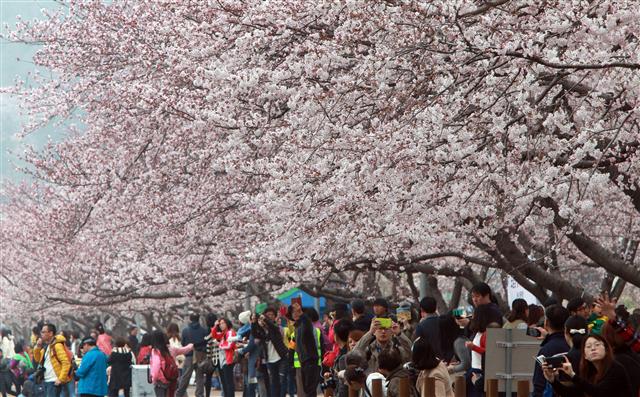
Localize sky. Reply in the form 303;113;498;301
0;0;62;184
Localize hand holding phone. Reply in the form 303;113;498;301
375;317;392;329
526;327;542;337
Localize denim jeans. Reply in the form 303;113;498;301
43;382;61;397
266;360;286;397
281;363;296;397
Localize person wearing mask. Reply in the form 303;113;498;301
176;314;208;397
75;337;108;397
414;297;442;358
107;337;135;397
503;299;529;330
543;334;634;397
260;308;288;397
377;348;417;397
137;334;152;365
532;305;570;397
127;327;140;357
566;298;590;320
210;319;236;397
149;331;180;397
353;317;411;376
289;302;321;397
412;337;453;397
351;300;373;333
33;324;71;397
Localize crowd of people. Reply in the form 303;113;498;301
0;284;638;397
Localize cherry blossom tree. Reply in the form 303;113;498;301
1;0;638;321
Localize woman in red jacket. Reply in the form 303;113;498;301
211;318;237;397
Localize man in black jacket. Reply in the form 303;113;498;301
176;313;209;397
291;302;321;397
351;300;373;332
414;297;442;359
261;308;289;397
532;305;570;397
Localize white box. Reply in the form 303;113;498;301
132;365;156;397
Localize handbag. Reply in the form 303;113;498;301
198;358;215;374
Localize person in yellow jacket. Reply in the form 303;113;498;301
33;323;72;397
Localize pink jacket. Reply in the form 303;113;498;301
150;344;192;385
170;343;193;359
97;334;112;356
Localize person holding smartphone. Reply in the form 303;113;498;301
542;334;633;397
532;305;570;397
353;317;411;377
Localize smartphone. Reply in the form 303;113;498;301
545;355;566;368
526;327;542;337
452;308;465;319
375;317;392;329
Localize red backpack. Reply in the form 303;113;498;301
162;353;179;383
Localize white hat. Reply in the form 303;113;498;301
238;310;252;325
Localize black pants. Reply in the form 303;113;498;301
108;388;130;397
300;364;320;397
221;364;235;397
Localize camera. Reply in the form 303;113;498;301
320;377;337;392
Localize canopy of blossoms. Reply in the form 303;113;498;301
1;0;638;320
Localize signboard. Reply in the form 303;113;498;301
484;328;541;394
506;276;539;306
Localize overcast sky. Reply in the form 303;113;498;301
1;0;61;184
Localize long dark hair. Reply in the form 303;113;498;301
140;333;152;347
527;304;544;326
411;337;440;370
216;318;233;335
564;316;588;349
469;304;493;334
166;323;180;340
150;330;170;356
439;314;462;355
579;334;614;384
95;323;106;335
507;299;528;323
